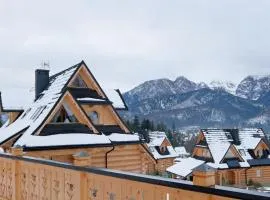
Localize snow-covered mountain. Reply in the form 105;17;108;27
122;75;270;131
208;80;237;95
236;75;270;100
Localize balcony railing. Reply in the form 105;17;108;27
0;151;269;200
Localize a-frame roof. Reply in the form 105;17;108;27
0;61;137;149
193;128;270;169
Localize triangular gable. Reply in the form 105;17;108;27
35;91;99;135
161;137;172;147
220;145;244;163
67;62;107;98
66;62;130;133
254;139;269;151
0;63;80;147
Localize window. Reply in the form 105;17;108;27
160;146;167;153
71;75;87;88
239;149;246;156
88;111;99;124
256;169;261;177
51;104;78;123
256;149;263;158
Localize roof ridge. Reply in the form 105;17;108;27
49;61;83;80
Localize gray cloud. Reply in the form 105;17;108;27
1;0;270;105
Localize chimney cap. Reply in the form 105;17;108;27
193;164;216;173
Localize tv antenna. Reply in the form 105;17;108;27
40;61;50;70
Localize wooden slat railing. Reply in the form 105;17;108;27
0;153;269;200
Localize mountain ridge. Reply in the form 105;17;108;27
122;75;270;131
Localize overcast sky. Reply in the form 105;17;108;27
1;0;270;105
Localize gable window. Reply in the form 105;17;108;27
160;146;167;154
51;104;78;123
256;149;263;158
71;75;88;88
88;111;99;125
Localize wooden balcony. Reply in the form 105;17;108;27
0;151;269;200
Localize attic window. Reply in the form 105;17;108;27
88;111;99;125
239;149;246;156
160;146;167;154
71;75;87;88
51;104;78;123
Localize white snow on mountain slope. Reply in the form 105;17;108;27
209;80;237;95
236;75;270;100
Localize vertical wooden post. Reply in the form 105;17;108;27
193;164;217;187
72;152;91;167
80;172;87;200
10;146;24;200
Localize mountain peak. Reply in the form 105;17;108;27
208;80;237;94
236;75;270;100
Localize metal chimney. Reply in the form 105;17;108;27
35;69;49;100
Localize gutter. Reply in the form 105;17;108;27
105;145;115;168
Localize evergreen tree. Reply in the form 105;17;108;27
133;116;140;132
141;118;151;131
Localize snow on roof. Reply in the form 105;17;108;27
103;89;127;109
0;63;80;146
77;97;106;102
147;131;178;159
208;143;231;164
197;128;268;169
149;137;165;147
174;146;189;155
167;157;205;177
0;62;138;148
108;133;140;142
22;134;111;147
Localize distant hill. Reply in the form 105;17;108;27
122;75;270;132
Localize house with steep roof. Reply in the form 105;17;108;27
0;61;156;174
174;146;190;158
167;128;270;187
147;131;178;175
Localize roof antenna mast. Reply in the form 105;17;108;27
41;61;50;70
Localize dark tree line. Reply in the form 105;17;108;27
125;116;167;133
125;116;198;153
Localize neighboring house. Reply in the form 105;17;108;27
0;61;156;174
147;131;178;175
174;146;190;158
167;128;270;187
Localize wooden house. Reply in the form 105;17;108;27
167;128;270;187
147;131;178;175
0;61;156;174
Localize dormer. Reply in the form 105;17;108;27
220;145;244;164
0;92;24;126
252;139;270;159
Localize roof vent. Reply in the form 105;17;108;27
35;69;49;100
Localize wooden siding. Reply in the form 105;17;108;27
216;167;270;186
193;146;211;158
24;144;154;174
